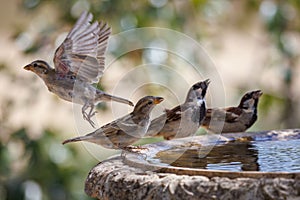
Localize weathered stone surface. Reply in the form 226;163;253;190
85;130;300;200
85;157;300;200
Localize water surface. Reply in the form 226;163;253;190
150;138;300;172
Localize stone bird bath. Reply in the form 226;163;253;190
84;129;300;199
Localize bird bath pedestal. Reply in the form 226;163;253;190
84;129;300;200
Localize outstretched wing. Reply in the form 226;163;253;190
53;11;111;83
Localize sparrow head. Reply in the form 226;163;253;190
185;79;210;103
23;60;53;77
238;90;263;110
133;96;164;116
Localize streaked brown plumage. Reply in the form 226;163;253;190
23;11;133;128
62;96;164;149
202;90;263;133
147;79;210;140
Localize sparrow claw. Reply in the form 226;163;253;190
90;111;98;118
82;110;88;120
82;112;96;128
82;103;97;128
86;116;96;128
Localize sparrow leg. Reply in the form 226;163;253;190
82;102;89;120
82;102;96;128
88;105;97;118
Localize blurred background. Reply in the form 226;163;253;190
0;0;299;199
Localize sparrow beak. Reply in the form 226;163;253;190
193;79;210;91
203;79;210;90
23;64;32;71
254;90;263;99
204;79;210;86
153;97;164;104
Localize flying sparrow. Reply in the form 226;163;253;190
147;79;210;140
23;11;133;128
202;90;263;133
62;96;164;149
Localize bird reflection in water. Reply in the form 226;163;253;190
154;141;259;172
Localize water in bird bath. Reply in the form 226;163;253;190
146;130;300;172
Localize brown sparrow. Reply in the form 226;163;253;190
147;79;210;140
23;11;133;128
62;96;164;149
202;90;263;133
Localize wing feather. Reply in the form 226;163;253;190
204;107;240;124
53;11;111;83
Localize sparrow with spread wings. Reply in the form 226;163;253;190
62;96;164;150
23;12;133;127
202;90;263;133
147;79;210;140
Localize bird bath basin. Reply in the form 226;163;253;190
85;129;300;199
146;131;300;173
123;129;300;179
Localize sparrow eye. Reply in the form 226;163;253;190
33;63;38;67
147;101;153;105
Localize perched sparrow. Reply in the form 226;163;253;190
23;11;133;127
202;90;263;133
62;96;164;149
147;79;210;140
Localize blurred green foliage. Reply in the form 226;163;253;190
1;128;95;200
1;0;300;199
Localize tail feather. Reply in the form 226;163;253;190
62;135;92;145
96;91;134;106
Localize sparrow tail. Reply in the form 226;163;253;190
62;135;93;145
96;91;134;106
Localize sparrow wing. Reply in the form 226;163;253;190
205;107;240;123
99;122;120;135
147;104;194;138
86;124;122;149
146;106;181;136
53;11;111;83
224;107;243;122
102;114;140;136
165;105;182;122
